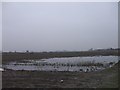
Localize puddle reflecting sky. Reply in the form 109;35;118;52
4;56;118;72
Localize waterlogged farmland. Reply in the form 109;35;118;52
2;50;119;88
4;56;118;72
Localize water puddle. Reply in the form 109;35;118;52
3;56;118;72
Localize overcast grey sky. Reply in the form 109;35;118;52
2;2;118;52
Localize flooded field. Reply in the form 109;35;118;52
4;56;118;72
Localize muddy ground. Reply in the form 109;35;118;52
2;63;118;88
2;50;119;88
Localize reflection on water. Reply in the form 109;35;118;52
4;56;118;72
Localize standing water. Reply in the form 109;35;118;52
4;56;118;72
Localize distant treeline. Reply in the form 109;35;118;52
2;49;119;64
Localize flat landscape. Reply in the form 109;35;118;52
2;49;119;88
2;49;118;64
2;2;119;89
